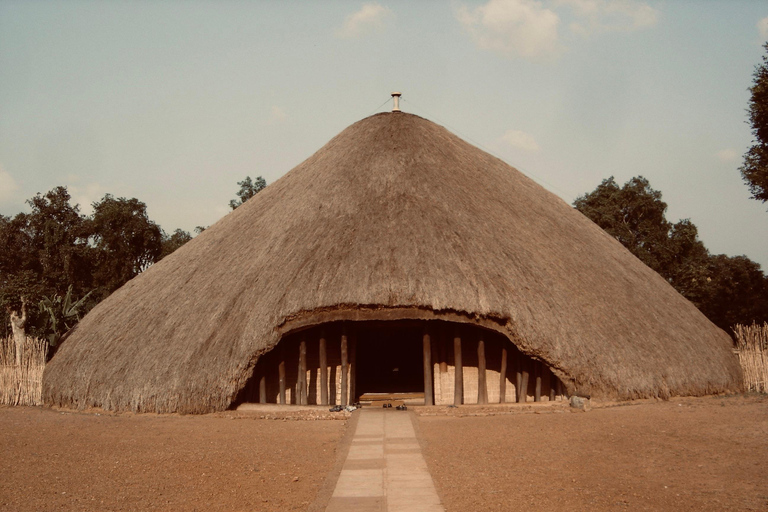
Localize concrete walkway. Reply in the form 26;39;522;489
325;408;445;512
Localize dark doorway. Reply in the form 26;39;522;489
355;324;424;396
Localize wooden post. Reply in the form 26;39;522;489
259;374;267;404
549;369;556;401
454;332;463;406
515;351;523;403
299;339;307;405
439;327;448;373
319;333;328;406
278;359;286;405
349;333;357;403
499;345;508;404
423;330;433;406
340;331;348;406
534;360;542;402
519;358;529;403
477;337;488;405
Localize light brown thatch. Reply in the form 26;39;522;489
43;112;742;413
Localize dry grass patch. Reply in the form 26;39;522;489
735;322;768;393
0;336;47;406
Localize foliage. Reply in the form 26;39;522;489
575;176;768;331
88;194;163;297
741;42;768;205
0;186;193;341
573;176;672;274
160;229;193;259
229;176;266;210
38;285;92;347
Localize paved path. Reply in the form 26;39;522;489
325;408;445;512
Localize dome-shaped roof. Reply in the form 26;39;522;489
43;112;741;413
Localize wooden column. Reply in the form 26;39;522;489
477;337;488;405
499;345;508;404
453;333;463;406
519;358;529;403
340;331;348;406
298;339;308;405
549;369;556;401
278;359;286;405
515;352;523;403
349;333;357;404
534;360;542;402
423;330;433;406
259;374;266;404
319;333;328;405
438;327;448;374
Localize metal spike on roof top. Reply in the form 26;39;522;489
391;92;402;112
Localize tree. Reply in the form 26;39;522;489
741;42;768;205
575;176;768;332
573;176;673;276
89;194;163;297
229;176;266;210
0;187;90;340
160;228;193;259
38;285;92;348
699;255;768;329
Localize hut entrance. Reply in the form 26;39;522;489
355;324;424;396
236;319;567;407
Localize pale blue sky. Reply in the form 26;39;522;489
1;0;767;268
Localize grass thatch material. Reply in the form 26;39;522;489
43;112;742;413
735;323;768;393
1;336;48;406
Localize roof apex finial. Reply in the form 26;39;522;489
391;92;402;113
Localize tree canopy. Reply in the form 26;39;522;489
741;42;768;205
575;176;768;332
0;187;192;344
229;176;266;210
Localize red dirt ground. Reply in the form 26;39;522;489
417;394;768;511
1;396;767;511
0;407;345;512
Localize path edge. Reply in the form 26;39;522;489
307;410;361;512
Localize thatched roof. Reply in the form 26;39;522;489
43;112;741;413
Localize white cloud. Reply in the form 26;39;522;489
69;182;109;214
335;3;393;39
456;0;561;61
759;16;768;40
0;165;19;202
715;148;739;163
557;0;658;36
501;129;541;151
268;105;287;124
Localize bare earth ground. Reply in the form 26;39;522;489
0;407;346;512
417;394;768;511
1;396;767;512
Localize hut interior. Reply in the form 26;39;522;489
234;320;566;407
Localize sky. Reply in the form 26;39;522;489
1;0;767;269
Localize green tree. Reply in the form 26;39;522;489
741;42;768;205
160;228;193;259
699;255;768;329
573;176;673;275
229;176;266;210
38;285;92;348
575;176;768;331
89;194;163;297
0;188;91;338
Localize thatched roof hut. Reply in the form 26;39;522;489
43;112;741;413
